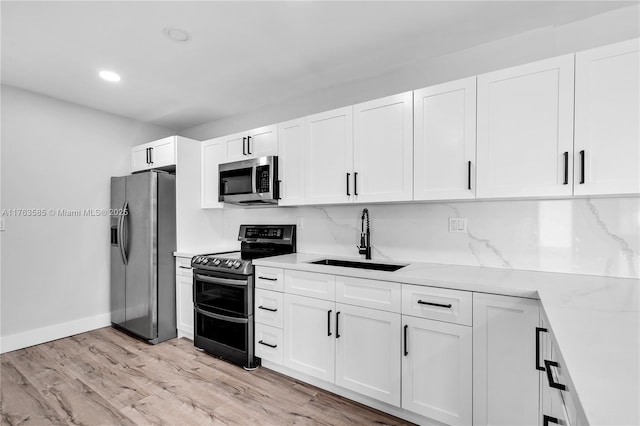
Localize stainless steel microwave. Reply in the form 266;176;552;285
218;156;279;205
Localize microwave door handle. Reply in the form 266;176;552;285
252;165;258;195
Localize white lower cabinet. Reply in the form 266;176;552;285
473;293;540;426
402;314;472;425
175;256;194;339
335;303;401;406
283;293;336;382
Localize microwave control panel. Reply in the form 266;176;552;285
256;165;270;193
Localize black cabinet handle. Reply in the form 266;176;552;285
242;137;247;155
247;135;252;155
536;327;548;371
580;150;585;184
146;148;150;164
258;305;277;312
149;147;153;164
417;300;452;309
336;311;341;338
468;161;472;190
354;172;358;196
543;415;560;426
563;152;569;185
258;340;277;349
327;310;332;336
258;276;278;281
544;360;567;391
346;173;350;196
404;324;408;356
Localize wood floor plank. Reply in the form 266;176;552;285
2;327;413;426
0;357;63;425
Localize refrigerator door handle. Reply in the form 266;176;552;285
119;201;129;264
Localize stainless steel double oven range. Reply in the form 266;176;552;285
191;225;296;369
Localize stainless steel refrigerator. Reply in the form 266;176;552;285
110;171;177;344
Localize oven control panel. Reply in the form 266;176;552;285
191;255;252;275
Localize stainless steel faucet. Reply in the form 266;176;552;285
357;208;371;260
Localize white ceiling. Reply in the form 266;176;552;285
1;1;635;131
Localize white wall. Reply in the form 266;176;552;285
178;5;640;279
0;85;173;352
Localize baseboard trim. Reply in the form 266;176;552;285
0;313;111;354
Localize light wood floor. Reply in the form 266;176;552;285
1;327;412;425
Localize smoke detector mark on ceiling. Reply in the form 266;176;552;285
163;27;191;43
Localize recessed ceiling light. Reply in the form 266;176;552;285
163;27;191;43
99;70;121;82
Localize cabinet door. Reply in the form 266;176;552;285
353;92;413;203
473;293;540;426
283;294;335;382
477;55;574;198
402;315;472;426
176;274;194;339
248;125;278;158
200;138;225;208
305;106;354;204
278;119;306;205
574;38;640;195
221;131;248;162
335;303;401;406
131;145;151;172
414;78;476;200
148;136;176;169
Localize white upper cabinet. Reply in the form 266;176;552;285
131;136;177;172
200;138;225;208
353;92;413;203
414;78;476;201
574;39;640;196
278;119;306;205
223;125;278;162
476;55;575;198
304;106;354;205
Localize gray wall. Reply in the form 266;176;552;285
0;85;172;350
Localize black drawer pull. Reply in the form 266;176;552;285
417;300;452;309
536;327;548;371
336;311;341;338
258;305;277;312
258;340;277;349
242;137;247;155
468;160;472;190
327;310;332;336
403;324;408;356
258;276;278;281
563;152;569;185
354;172;358;196
544;360;567;391
247;135;252;155
543;415;560;426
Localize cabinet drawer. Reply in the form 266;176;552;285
255;289;284;328
176;257;193;277
255;266;284;292
255;323;283;365
335;276;401;312
285;270;335;301
402;284;472;326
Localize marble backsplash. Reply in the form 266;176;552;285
211;197;639;279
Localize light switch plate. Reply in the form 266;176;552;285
449;217;467;233
296;217;304;230
0;217;5;231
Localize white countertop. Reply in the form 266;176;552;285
253;253;640;426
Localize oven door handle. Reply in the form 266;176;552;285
194;273;248;287
195;306;249;324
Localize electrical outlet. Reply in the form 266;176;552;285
0;217;4;231
448;217;467;233
296;217;304;230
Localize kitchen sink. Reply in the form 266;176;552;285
309;258;407;272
